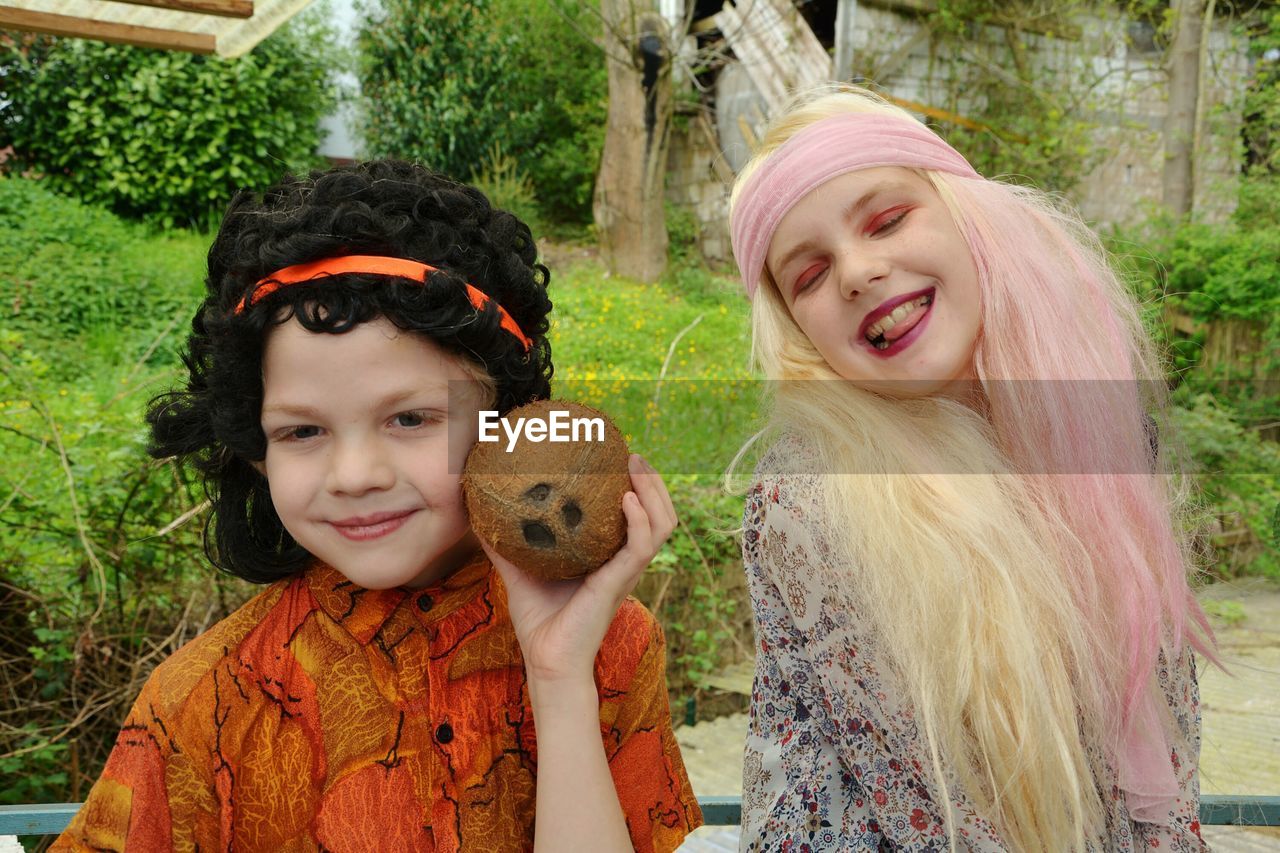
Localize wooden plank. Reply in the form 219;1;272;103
0;8;216;53
696;796;743;826
701;661;754;695
1164;307;1203;336
104;0;254;19
862;0;937;14
715;4;782;109
833;0;857;81
695;112;736;182
0;803;81;836
4;794;1280;835
714;0;831;113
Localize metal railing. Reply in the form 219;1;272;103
2;795;1278;838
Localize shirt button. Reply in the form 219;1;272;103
435;722;454;744
416;593;433;612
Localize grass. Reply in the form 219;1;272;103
547;255;761;478
544;253;760;703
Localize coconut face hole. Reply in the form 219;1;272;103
561;501;582;529
525;483;552;503
522;521;557;548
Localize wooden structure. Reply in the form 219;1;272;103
0;0;312;56
712;0;831;113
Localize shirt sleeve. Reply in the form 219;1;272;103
740;463;1009;851
741;601;883;852
48;667;217;853
1131;644;1209;851
596;599;704;853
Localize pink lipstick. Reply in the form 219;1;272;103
858;286;936;341
858;287;936;358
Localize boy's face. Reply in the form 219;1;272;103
258;316;485;589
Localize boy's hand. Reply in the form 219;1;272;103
481;454;676;687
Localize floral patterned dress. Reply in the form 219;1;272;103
739;435;1208;852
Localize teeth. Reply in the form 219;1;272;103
866;294;932;341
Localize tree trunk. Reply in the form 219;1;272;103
1162;0;1206;217
594;0;672;282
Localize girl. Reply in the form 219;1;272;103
729;86;1215;850
52;160;701;852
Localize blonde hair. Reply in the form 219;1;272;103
732;85;1213;850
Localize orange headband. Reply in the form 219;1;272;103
233;255;533;352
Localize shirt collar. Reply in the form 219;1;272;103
304;555;494;645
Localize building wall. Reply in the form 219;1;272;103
666;109;735;263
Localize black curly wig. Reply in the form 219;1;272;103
147;160;553;584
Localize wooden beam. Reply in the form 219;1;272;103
0;8;216;53
862;0;937;14
879;92;1030;144
833;0;857;82
104;0;254;19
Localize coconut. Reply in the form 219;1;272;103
462;400;631;581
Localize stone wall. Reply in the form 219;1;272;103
666;108;735;264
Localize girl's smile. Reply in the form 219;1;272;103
859;286;934;353
765;166;981;397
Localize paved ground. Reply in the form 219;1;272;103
676;580;1280;851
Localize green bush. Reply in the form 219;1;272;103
1107;173;1280;581
636;477;750;699
470;143;542;233
0;179;241;806
1;322;242;805
357;0;606;224
1110;176;1280;378
0;14;337;229
1173;393;1280;580
1243;8;1280;176
1164;225;1280;326
0;175;205;353
502;0;607;223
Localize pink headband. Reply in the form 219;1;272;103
730;113;980;299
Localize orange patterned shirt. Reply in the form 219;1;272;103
52;557;701;852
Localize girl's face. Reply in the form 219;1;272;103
258;316;486;590
765;166;982;398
